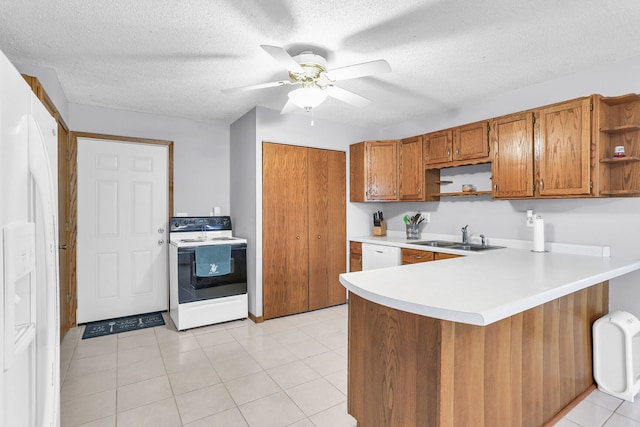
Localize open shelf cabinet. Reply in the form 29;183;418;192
597;94;640;196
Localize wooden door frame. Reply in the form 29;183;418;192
69;132;174;327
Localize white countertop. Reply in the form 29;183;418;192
341;234;640;326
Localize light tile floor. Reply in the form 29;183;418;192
60;304;640;427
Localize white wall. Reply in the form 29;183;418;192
232;106;379;317
366;54;640;319
229;108;258;315
69;103;230;216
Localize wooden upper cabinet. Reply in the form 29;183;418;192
350;140;399;202
365;140;399;201
424;129;453;166
399;135;424;201
538;97;593;196
596;94;640;196
492;112;535;198
453;121;490;161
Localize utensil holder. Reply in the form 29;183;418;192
373;220;387;236
406;223;420;239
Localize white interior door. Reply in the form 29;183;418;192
77;138;168;323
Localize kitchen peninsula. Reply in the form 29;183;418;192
340;242;640;427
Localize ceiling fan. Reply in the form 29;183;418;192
222;45;392;114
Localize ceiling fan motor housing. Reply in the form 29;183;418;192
290;51;330;88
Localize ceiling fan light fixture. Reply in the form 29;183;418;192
288;86;327;111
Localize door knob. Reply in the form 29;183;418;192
158;239;164;245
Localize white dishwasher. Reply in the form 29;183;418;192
362;243;402;270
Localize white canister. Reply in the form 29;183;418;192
614;146;626;157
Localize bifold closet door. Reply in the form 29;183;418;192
262;143;309;319
308;148;346;310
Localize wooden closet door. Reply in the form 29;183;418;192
308;148;346;311
262;142;309;319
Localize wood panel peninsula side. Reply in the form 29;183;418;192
340;245;640;427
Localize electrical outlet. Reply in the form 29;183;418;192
526;210;535;227
424;213;430;223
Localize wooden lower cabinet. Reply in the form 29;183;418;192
348;282;608;427
262;143;346;319
349;241;362;272
401;248;434;264
434;252;462;260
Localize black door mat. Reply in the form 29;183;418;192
81;312;165;339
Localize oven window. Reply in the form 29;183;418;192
177;244;247;304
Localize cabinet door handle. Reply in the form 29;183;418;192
158;239;164;245
494;184;497;192
413;255;423;259
456;148;459;155
540;180;544;190
418;187;421;193
447;149;450;156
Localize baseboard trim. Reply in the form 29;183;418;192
248;312;264;323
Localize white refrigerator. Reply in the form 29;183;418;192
0;48;60;427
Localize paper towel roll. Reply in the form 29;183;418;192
533;216;545;252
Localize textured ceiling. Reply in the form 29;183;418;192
1;0;640;127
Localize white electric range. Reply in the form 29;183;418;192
168;216;248;330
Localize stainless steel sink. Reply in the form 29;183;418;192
450;243;505;251
411;240;504;251
411;240;462;247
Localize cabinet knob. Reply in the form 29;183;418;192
456;149;459;155
317;235;321;239
447;149;451;156
296;235;300;240
158;228;165;234
494;184;498;192
158;239;164;245
418;187;421;193
540;180;544;189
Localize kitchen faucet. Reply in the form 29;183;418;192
461;225;469;244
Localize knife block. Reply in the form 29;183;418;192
373;220;387;236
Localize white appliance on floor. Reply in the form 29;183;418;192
1;49;60;426
169;216;248;331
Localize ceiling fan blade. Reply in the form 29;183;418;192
221;80;291;94
280;98;297;114
326;60;391;81
260;45;304;74
325;86;371;108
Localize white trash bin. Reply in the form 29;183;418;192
593;310;640;402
